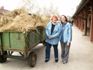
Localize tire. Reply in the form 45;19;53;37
0;54;4;63
0;51;7;63
27;52;37;67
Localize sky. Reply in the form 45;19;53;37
0;0;81;17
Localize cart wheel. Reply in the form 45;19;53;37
0;51;7;63
28;52;37;67
0;52;3;63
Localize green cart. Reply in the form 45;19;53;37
0;27;45;67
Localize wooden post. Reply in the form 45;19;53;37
90;6;93;41
83;8;88;36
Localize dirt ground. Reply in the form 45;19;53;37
0;26;93;70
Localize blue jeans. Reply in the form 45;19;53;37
45;42;58;60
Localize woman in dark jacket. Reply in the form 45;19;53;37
45;16;62;63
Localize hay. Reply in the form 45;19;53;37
35;15;49;28
0;9;49;32
0;14;36;32
0;8;27;26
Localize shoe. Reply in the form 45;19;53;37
55;59;58;62
45;59;49;62
62;60;68;64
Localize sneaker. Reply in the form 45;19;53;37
55;59;58;62
63;60;66;64
45;60;49;62
62;60;68;64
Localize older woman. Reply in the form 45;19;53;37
60;15;72;64
45;16;62;62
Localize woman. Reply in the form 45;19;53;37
60;15;72;64
45;15;62;63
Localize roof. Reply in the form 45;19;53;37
73;0;90;18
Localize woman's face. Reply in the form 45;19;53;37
61;16;67;23
52;17;58;24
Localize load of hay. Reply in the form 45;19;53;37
0;9;49;32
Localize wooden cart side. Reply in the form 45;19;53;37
2;32;26;52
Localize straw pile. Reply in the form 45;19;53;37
35;15;49;28
0;14;36;32
0;9;49;32
0;9;27;27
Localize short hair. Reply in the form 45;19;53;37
50;15;58;21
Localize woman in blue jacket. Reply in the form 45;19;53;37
45;16;62;62
60;15;72;64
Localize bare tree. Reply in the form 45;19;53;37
22;0;59;16
22;0;33;12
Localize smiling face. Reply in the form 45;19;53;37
60;15;67;23
51;16;58;24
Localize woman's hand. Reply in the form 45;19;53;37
67;42;70;46
48;35;54;39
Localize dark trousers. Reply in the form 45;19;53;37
61;42;70;61
45;42;58;60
